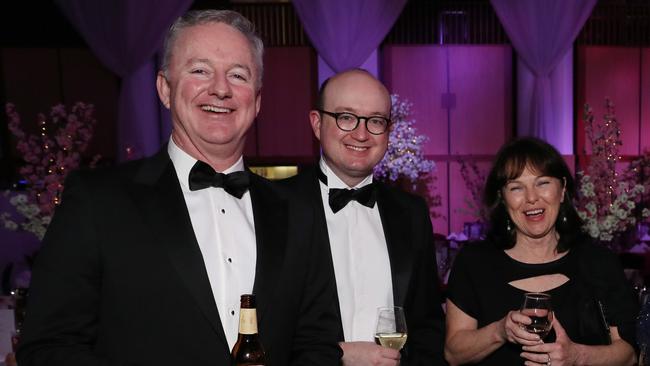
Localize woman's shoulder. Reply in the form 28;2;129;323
454;240;505;266
570;236;626;282
571;236;619;262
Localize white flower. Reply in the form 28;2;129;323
2;196;51;240
643;208;650;218
34;226;46;241
9;194;28;206
586;202;597;215
587;223;600;238
3;219;18;230
609;203;619;214
580;181;595;198
16;203;40;219
577;210;587;220
16;204;30;217
28;204;40;215
602;215;614;230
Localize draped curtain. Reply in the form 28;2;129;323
491;0;596;152
55;0;192;161
293;0;406;74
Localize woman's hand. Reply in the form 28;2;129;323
4;352;17;366
521;318;577;366
501;310;544;345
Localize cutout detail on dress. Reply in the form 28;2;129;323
508;274;570;293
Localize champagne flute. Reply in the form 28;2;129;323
521;292;554;339
375;306;408;350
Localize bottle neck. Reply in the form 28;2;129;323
238;308;258;335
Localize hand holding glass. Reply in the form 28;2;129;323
521;292;554;339
375;306;408;350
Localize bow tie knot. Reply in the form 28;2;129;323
317;167;377;213
328;185;377;213
188;160;250;199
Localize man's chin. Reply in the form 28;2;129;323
342;166;375;180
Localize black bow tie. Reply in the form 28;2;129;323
317;167;377;213
188;160;250;199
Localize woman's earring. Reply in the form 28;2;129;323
562;214;567;223
506;218;512;232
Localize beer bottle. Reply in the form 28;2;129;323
231;294;265;366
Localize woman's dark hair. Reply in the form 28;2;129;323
483;137;583;252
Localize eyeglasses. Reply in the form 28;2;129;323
318;110;391;135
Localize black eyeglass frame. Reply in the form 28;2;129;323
317;109;391;135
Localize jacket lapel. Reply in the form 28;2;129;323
303;167;328;223
250;174;288;322
377;185;414;307
293;167;345;340
130;149;229;353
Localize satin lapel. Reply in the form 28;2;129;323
285;167;345;340
304;168;345;340
304;167;328;230
250;175;288;322
377;185;414;307
130;151;229;352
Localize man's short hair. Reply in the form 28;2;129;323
315;77;332;111
161;9;264;90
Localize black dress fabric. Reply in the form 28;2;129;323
446;239;638;365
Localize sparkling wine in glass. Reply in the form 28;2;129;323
375;306;408;350
521;292;553;339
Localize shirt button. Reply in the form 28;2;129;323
221;208;225;214
227;258;232;263
231;310;235;316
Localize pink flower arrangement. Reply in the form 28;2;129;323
1;102;99;240
576;99;649;242
621;150;650;215
373;94;443;219
374;94;436;182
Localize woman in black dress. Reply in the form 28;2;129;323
445;137;638;366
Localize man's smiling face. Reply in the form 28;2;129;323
157;22;261;157
310;70;391;187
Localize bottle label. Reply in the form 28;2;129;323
239;308;258;335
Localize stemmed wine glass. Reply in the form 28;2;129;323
521;292;554;339
375;306;408;350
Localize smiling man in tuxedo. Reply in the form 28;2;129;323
282;69;446;366
17;10;341;366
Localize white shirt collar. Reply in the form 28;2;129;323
319;157;373;190
168;137;245;190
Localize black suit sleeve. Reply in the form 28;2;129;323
17;172;130;366
402;198;447;366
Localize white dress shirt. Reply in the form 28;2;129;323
168;139;256;350
318;159;394;342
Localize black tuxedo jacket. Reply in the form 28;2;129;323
17;150;342;366
281;166;446;365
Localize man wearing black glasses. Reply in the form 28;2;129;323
282;69;446;366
